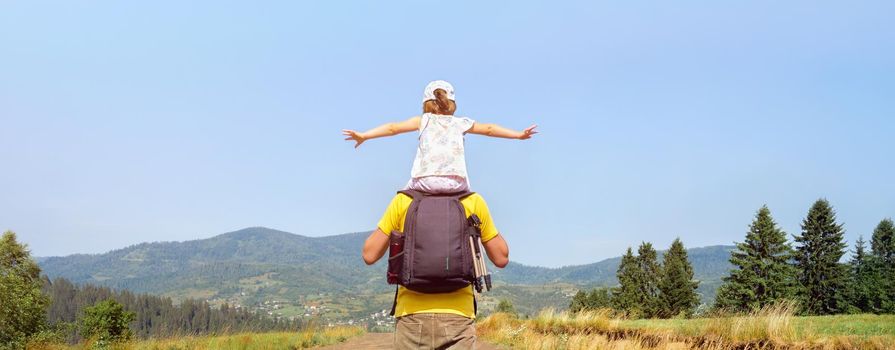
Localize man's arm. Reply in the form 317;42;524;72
343;116;421;148
362;229;389;265
483;234;509;268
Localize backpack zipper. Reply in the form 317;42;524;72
446;209;451;272
408;204;421;282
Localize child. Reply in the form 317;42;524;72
343;80;537;194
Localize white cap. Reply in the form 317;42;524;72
423;80;455;102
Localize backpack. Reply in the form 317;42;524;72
387;189;483;314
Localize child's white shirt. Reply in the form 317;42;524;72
409;113;475;181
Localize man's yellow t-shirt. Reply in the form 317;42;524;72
377;192;499;319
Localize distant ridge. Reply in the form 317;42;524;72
38;227;734;312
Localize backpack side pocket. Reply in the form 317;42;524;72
387;231;406;285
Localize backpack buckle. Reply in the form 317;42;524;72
468;214;482;228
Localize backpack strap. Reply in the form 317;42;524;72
455;191;475;200
389;285;399;316
397;189;425;199
397;189;475;199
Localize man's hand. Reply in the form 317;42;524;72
518;124;538;140
342;129;367;148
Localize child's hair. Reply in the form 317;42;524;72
422;89;456;115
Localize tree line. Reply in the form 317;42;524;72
43;276;303;342
570;238;701;318
1;231;304;349
715;199;895;315
570;198;895;318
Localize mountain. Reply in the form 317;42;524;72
38;227;734;318
490;245;734;305
39;227;383;297
493;245;733;285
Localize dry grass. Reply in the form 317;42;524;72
526;308;620;335
704;302;799;343
478;305;895;350
27;326;364;350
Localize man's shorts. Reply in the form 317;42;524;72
394;313;476;349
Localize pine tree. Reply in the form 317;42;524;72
586;287;613;310
871;218;895;263
870;219;895;312
847;236;886;313
570;288;612;313
635;242;662;318
611;247;641;316
0;231;50;349
714;206;797;312
569;290;588;313
658;238;700;318
793;199;849;315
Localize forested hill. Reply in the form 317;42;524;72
38;227;734;310
39;227;382;298
491;245;734;286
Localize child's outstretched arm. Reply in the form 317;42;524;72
467;122;538;140
343;116;421;148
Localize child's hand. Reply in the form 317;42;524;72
519;124;539;140
342;129;367;148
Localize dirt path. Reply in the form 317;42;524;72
317;332;505;349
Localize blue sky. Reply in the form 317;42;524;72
2;1;893;267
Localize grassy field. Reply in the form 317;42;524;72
28;326;365;350
478;305;895;350
620;313;895;339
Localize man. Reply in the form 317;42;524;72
362;192;509;349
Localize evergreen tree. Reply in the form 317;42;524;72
569;290;588;313
571;287;613;313
870;218;895;312
714;206;796;312
793;199;849;315
611;247;641;316
0;231;50;350
586;287;613;310
713;278;745;313
847;236;886;313
658;238;699;318
871;218;895;263
635;242;662;318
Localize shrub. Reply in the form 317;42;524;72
78;299;136;346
